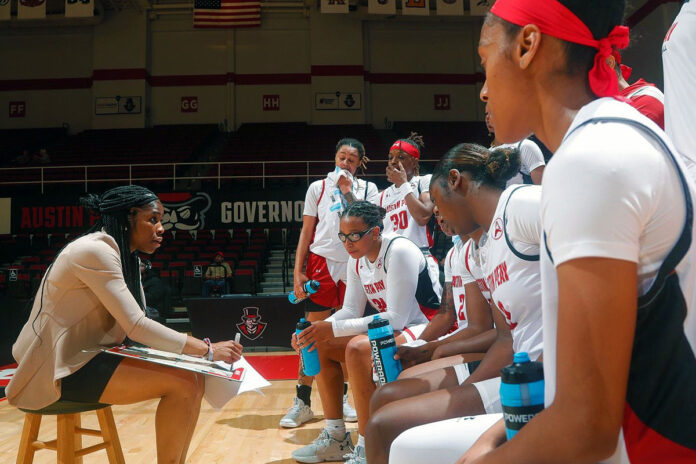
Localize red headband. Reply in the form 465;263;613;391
490;0;629;97
390;140;420;159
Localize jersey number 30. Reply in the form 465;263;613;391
390;211;409;230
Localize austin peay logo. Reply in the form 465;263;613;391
493;218;504;240
159;192;212;231
236;307;268;340
19;0;44;6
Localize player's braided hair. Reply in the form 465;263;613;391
31;185;159;339
432;143;521;191
392;132;424;175
337;138;371;175
341;200;387;231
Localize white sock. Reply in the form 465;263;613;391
357;434;365;449
325;419;346;440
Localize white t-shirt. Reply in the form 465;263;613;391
445;238;475;330
541;98;696;462
378;175;433;248
327;233;434;337
498;139;546;187
480;184;543;361
303;172;379;264
662;0;696;180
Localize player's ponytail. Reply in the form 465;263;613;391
485;145;521;188
432;142;520;190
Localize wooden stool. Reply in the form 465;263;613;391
17;401;125;464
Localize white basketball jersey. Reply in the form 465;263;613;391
379;175;433;249
462;236;492;304
356;233;437;326
663;0;696;180
480;185;543;360
445;239;475;329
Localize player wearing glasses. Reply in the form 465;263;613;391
291;201;441;464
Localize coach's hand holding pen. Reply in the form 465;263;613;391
200;335;243;364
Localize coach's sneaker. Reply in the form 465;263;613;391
344;444;366;464
280;397;314;428
343;394;358;422
292;429;354;463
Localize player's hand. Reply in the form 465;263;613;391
337;172;353;195
297;321;333;351
293;273;309;300
291;332;301;354
386;162;408;187
395;345;433;369
212;340;243;363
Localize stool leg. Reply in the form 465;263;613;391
57;414;77;464
73;413;83;464
16;414;41;464
96;407;125;464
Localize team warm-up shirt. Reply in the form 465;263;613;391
445;238;475;331
479;184;543;361
663;0;696;180
498;139;545;187
620;78;665;129
327;233;437;337
541;98;696;462
378;175;433;248
304;171;380;264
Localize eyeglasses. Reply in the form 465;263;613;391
338;227;376;243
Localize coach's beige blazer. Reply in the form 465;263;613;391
7;232;187;410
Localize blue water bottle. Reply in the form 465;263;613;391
296;318;321;376
499;352;545;440
289;280;320;304
367;315;402;385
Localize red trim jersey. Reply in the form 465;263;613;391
663;0;696;180
541;98;696;462
480;184;543;361
378;175;433;248
444;238;475;331
620;78;665;129
326;233;439;337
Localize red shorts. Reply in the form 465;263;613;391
305;252;346;310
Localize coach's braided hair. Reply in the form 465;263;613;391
337;138;371;175
432;143;521;191
341;201;387;231
31;185;159;339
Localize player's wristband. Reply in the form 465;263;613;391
396;182;413;197
203;337;214;361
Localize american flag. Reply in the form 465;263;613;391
193;0;261;28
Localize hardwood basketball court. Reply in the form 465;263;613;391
0;354;355;464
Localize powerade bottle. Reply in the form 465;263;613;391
296;318;320;376
500;352;545;440
289;280;320;304
367;315;402;385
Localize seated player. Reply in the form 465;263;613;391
366;143;544;464
291;201;441;464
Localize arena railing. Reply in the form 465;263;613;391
0;159;440;193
